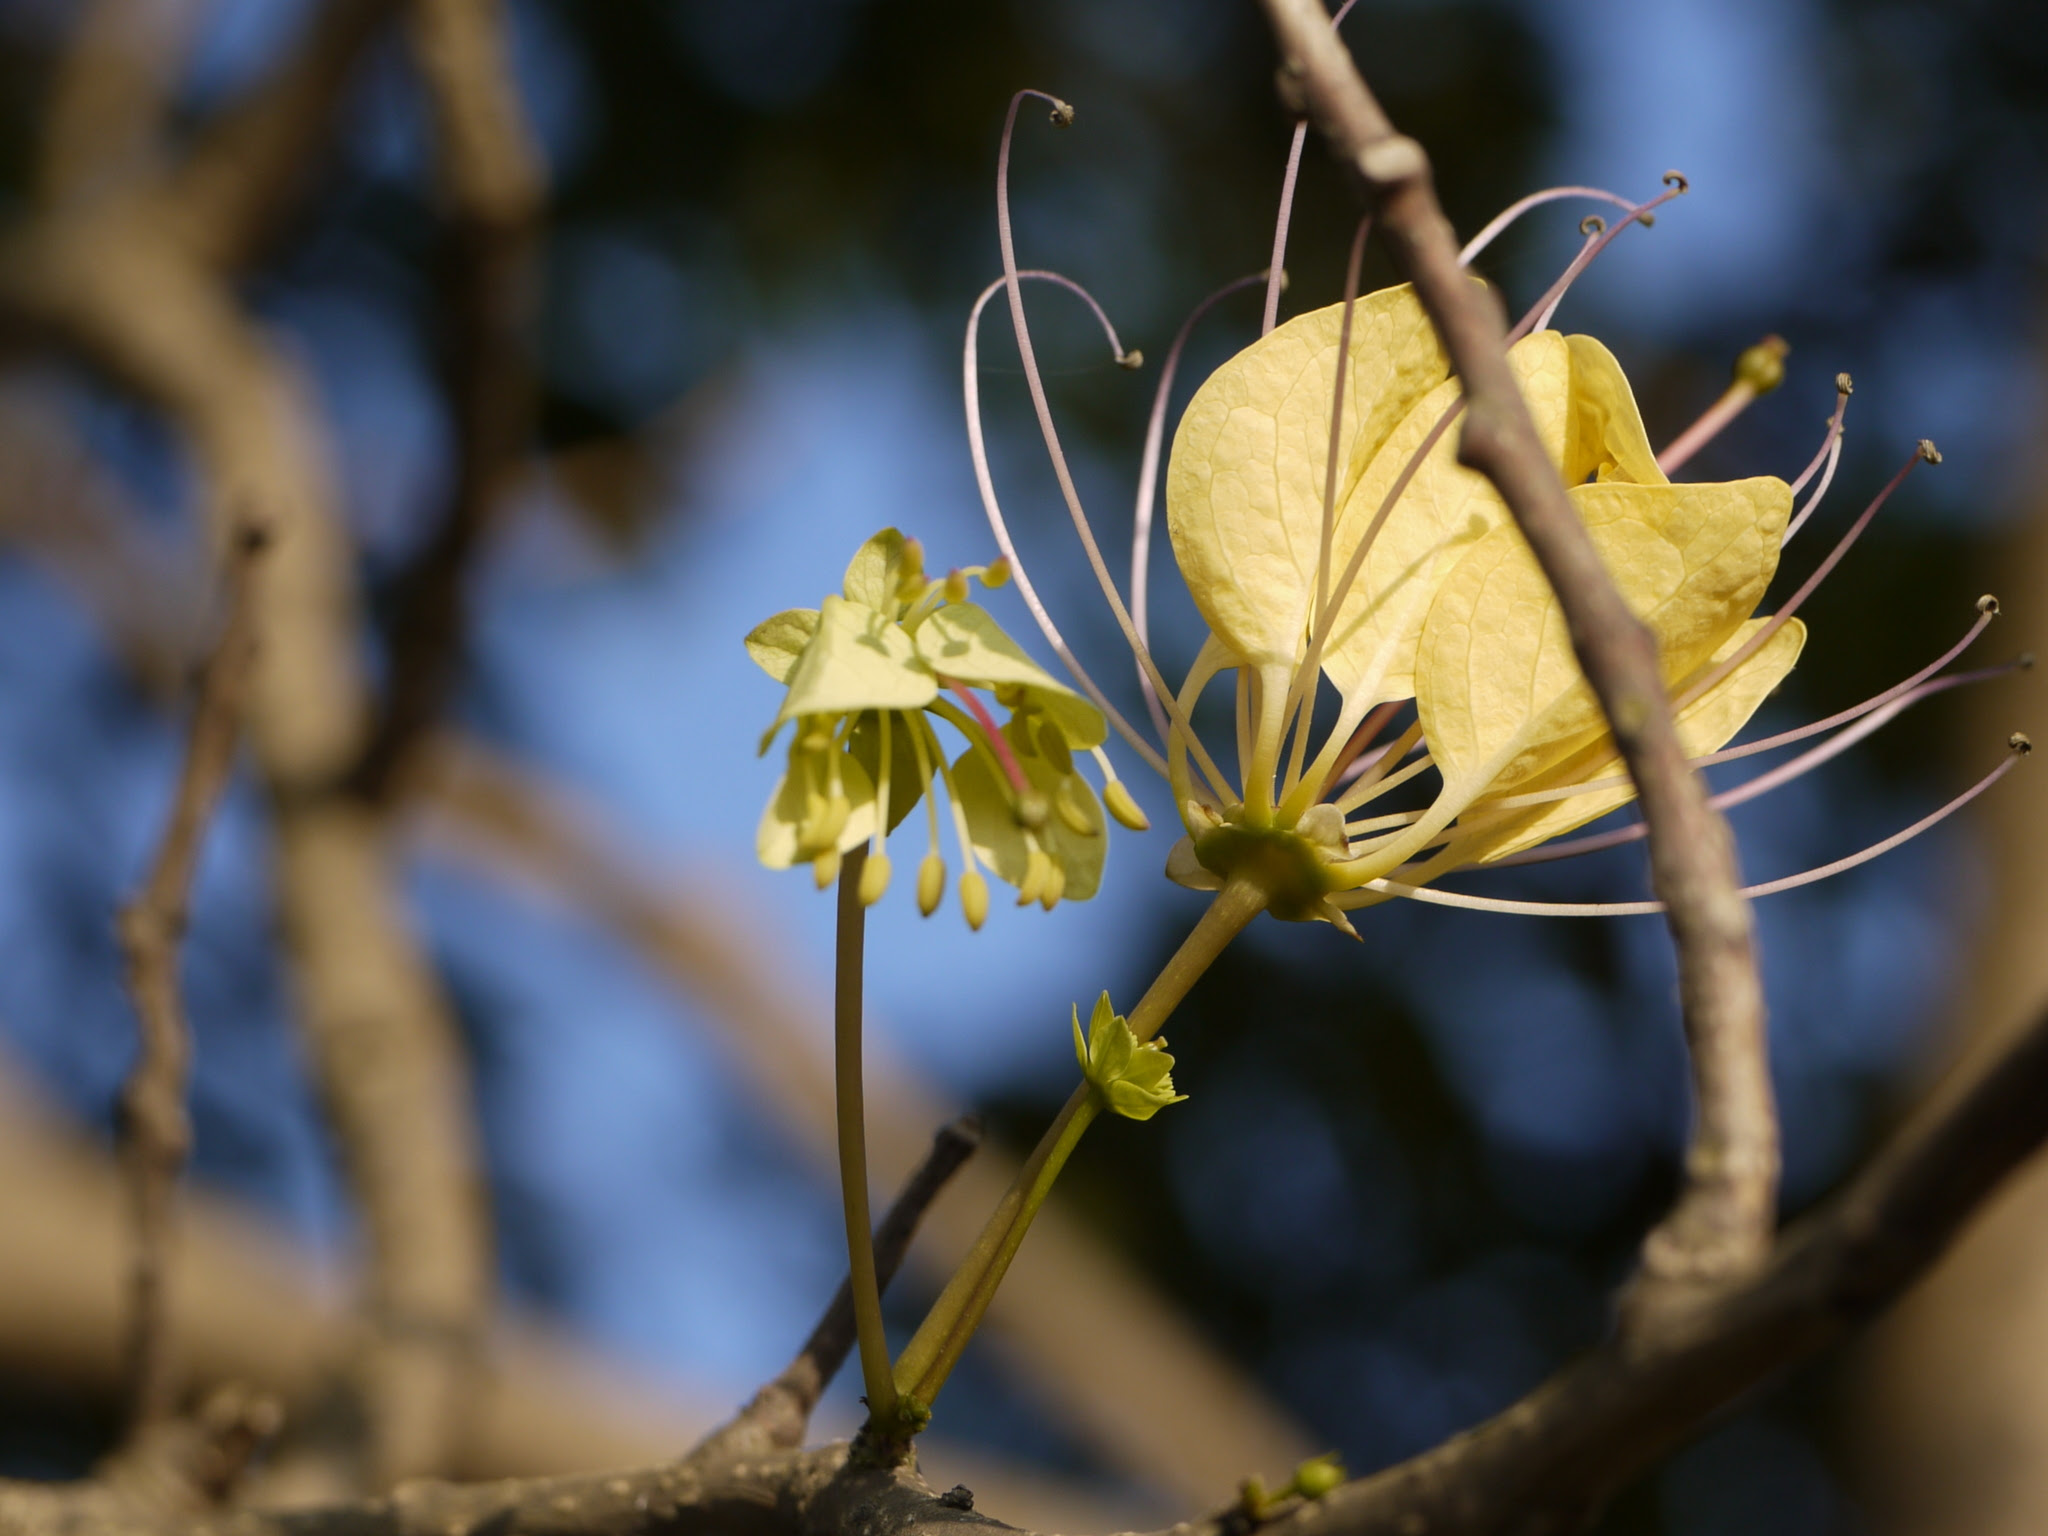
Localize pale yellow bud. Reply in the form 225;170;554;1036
917;852;946;916
959;870;989;930
1103;778;1150;831
812;848;841;889
859;851;892;906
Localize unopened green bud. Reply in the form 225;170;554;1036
1733;334;1788;396
959;870;989;930
981;557;1011;588
1016;791;1049;830
1289;1454;1345;1501
859;851;892;906
917;852;946;916
1103;778;1149;831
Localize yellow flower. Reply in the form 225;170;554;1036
1156;283;1804;927
1072;991;1185;1121
749;527;1147;922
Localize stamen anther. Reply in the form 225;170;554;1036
1919;439;1943;464
2013;732;2034;756
1837;372;1855;395
1979;594;2001;616
1048;99;1074;127
1663;169;1690;191
1579;214;1606;236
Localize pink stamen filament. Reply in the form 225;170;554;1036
943;680;1031;801
1783;395;1850;544
1486;661;2015;868
1676;443;1931;713
1473;598;2005;817
1505;175;1688;347
1459;185;1646;267
1788;381;1852;499
1657;383;1758;476
992;89;1233;801
1359;744;2024;917
1132;269;1269;739
1259;0;1363;336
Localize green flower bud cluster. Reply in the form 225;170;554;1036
1071;992;1185;1121
749;529;1148;924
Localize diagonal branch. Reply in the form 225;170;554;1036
5;982;2048;1536
115;522;268;1437
693;1116;983;1463
1255;0;1776;1328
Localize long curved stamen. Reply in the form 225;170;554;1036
1487;662;2018;868
1459;185;1646;267
1467;598;2007;819
1263;124;1307;338
963;272;1167;776
1788;375;1853;498
1281;214;1373;801
1356;739;2027;915
1784;378;1853;544
1505;174;1688;346
1260;0;1363;336
992;90;1232;798
1132;269;1269;740
1677;440;1936;712
1322;699;1403;791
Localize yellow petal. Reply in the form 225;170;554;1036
778;594;938;724
1165;285;1449;671
914;602;1105;748
755;750;878;868
842;528;911;608
745;608;821;682
1317;330;1573;708
1561;334;1666;488
1415;474;1791;806
1452;617;1807;864
953;743;1107;901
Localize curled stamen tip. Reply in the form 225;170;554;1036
1635;210;1656;228
1048;99;1075;126
1836;372;1855;395
1579;214;1607;237
1662;169;1690;192
1978;594;2001;616
1918;439;1943;464
1264;266;1291;293
2010;732;2033;756
2020;652;2036;670
1117;349;1145;371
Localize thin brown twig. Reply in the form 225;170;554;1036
1255;0;1776;1327
115;521;268;1437
694;1116;983;1462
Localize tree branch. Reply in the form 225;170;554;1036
11;979;2048;1536
1254;0;1776;1325
353;0;543;801
694;1116;983;1463
115;521;268;1437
